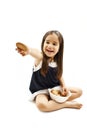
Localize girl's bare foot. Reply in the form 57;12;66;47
66;101;82;109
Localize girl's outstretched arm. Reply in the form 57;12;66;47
29;47;43;60
16;42;43;60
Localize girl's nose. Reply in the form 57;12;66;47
48;43;53;48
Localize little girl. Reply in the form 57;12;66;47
16;30;82;112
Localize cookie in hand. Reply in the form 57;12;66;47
16;42;28;52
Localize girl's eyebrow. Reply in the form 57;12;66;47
46;39;50;41
53;41;58;44
46;39;58;43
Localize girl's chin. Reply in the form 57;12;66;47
45;52;53;56
46;54;54;58
45;54;53;58
43;51;54;58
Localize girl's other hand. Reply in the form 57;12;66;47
61;87;68;96
15;42;29;56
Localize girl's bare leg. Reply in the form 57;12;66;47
67;87;82;101
35;94;82;112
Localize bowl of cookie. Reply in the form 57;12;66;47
48;87;71;103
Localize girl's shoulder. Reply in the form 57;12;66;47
33;60;57;72
34;51;43;66
34;58;42;67
34;58;57;68
33;60;42;72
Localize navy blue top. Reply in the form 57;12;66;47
29;62;60;93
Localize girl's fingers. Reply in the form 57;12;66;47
61;88;68;96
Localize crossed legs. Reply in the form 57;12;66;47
35;87;83;112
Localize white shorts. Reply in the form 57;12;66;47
29;86;61;101
29;89;49;101
29;86;72;103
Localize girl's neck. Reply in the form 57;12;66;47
48;58;54;63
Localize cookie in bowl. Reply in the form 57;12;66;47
48;87;72;103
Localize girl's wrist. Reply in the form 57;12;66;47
27;47;31;55
61;84;65;88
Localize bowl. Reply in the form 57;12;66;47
48;87;72;103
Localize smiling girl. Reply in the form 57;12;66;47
16;30;82;112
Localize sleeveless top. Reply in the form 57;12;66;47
29;61;60;93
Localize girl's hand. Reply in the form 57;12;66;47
16;42;29;56
61;87;68;96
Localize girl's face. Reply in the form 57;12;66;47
43;33;60;60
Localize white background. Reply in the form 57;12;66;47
0;0;87;130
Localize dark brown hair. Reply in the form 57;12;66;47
41;30;64;81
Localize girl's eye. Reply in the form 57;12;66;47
53;43;57;46
46;41;49;44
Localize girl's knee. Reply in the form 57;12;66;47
70;87;83;96
68;88;83;101
36;101;48;112
78;88;83;97
35;94;48;112
75;88;83;98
